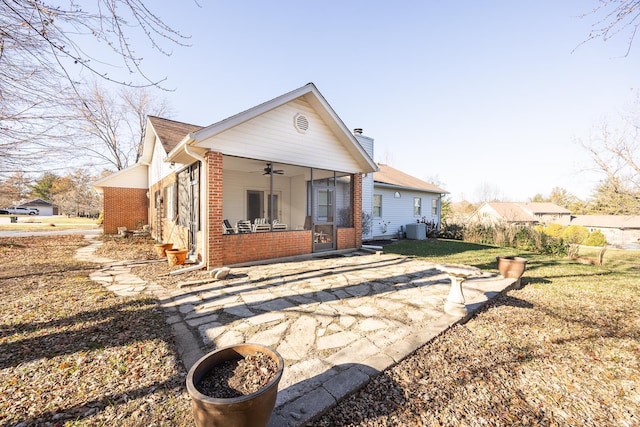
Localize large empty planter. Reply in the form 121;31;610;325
405;223;426;240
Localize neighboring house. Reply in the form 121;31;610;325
368;164;447;240
353;131;448;240
19;198;59;216
468;202;571;226
93;83;377;269
570;215;640;248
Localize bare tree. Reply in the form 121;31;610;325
0;1;192;175
51;169;103;216
579;97;640;212
0;172;31;207
474;182;503;203
580;0;640;55
74;82;172;170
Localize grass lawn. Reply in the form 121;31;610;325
1;236;638;426
311;240;640;425
0;215;99;231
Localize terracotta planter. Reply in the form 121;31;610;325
154;243;174;258
496;256;528;281
186;343;284;427
166;248;188;267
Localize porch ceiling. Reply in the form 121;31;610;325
223;156;345;179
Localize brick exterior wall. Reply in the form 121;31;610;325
337;227;356;250
222;231;312;265
102;187;148;234
207;151;224;267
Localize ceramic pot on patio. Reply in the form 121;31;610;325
154;243;174;258
166;248;188;267
186;343;284;427
496;256;528;287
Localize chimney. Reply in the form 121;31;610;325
353;128;363;135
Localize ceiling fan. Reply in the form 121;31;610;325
263;163;284;175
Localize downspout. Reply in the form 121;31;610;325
171;142;207;275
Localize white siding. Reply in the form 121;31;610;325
356;134;375;240
362;174;374;240
98;163;148;189
371;186;441;239
222;170;293;227
196;99;363;173
149;136;187;187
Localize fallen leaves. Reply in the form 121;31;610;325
309;267;640;427
0;235;193;426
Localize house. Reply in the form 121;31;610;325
569;215;640;248
93;83;377;268
468;202;571;226
19;198;59;216
351;131;447;240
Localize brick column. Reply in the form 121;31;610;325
352;173;362;248
207;151;224;267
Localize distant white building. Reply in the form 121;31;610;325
19;198;59;216
570;215;640;248
468;202;571;226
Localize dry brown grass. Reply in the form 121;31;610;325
0;235;193;427
308;242;640;426
2;235;638;426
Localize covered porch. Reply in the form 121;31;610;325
207;153;363;267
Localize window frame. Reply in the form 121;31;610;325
413;197;422;216
373;194;382;218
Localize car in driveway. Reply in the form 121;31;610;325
3;207;39;215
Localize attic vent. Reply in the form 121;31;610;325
294;113;309;133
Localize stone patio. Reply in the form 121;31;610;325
81;236;516;426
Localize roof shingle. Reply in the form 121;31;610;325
148;116;203;154
374;164;447;193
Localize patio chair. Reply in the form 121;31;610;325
223;219;237;234
236;220;253;233
272;219;287;231
253;218;271;232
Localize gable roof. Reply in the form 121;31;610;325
165;82;377;173
570;215;640;229
518;202;571;214
474;201;572;223
374;164;448;194
148;116;203;154
20;198;56;207
485;202;537;222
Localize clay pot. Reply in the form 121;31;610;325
496;256;528;279
154;243;174;258
186;343;284;427
166;248;188;267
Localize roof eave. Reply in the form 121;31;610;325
374;181;449;194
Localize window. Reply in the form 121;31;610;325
373;194;382;217
431;199;438;216
413;197;421;216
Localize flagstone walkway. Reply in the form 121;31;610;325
79;234;516;426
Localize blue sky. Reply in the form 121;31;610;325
125;1;639;202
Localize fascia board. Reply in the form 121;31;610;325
374;182;449;194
